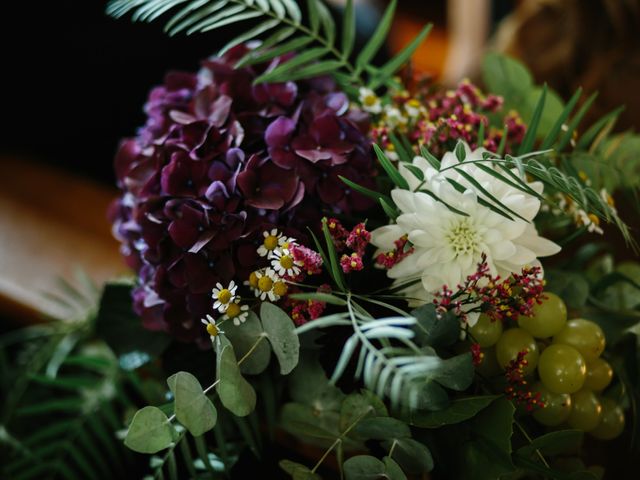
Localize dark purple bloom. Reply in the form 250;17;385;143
111;44;376;343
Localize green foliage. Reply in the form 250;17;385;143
436;397;516;480
223;311;271;375
125;406;176;454
167;372;217;436
2;342;143;480
545;270;591;309
409;395;499;428
327;300;474;411
95;282;171;369
482;53;564;140
107;0;432;90
279;459;322;479
260;302;300;374
216;341;257;416
411;303;461;348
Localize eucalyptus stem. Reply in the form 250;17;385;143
514;420;550;468
310;405;375;473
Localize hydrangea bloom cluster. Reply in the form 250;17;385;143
109;45;375;342
367;79;526;158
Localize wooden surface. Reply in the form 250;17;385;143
0;157;127;322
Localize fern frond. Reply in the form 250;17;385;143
327;299;473;411
107;0;431;89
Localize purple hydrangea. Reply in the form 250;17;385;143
109;45;376;343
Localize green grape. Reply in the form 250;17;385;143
553;319;605;362
532;381;572;426
518;292;567;338
567;389;602;431
469;314;503;347
496;328;539;376
590;397;625;440
584;358;613;392
538;344;586;394
476;347;502;377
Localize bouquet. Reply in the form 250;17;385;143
3;1;640;479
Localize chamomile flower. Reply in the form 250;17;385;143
201;314;223;347
271;248;302;277
359;87;382;114
253;268;280;301
211;281;238;313
222;300;250;326
257;229;283;258
404;98;425;119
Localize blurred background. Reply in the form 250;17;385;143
1;0;639;323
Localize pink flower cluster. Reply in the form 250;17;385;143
433;254;545;324
504;350;544;411
289;284;331;326
375;235;414;269
324;218;371;274
372;79;526;158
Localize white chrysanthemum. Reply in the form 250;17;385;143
371;143;561;311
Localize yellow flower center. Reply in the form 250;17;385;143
273;281;288;297
258;276;273;292
279;255;294;269
206;323;219;337
363;94;378;107
226;303;241;318
281;241;291;249
407;99;421;108
217;289;232;304
248;271;259;288
263;235;278;250
588;213;600;225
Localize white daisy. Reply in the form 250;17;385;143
211;281;238;313
201;314;223;347
257;229;283;258
221;300;250;326
371;142;561;323
253;268;281;301
358;87;382;114
270;248;302;277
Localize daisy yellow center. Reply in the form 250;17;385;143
447;219;479;256
249;271;259;288
363;94;378;107
263;235;278;250
258;276;273;292
217;289;232;304
279;255;294;269
226;303;241;318
273;281;288;297
206;323;219;337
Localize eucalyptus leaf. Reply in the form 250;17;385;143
261;302;300;374
383;438;433;474
545;270;590;309
343;455;386;480
216;344;256;417
167;372;217;436
383;456;407;480
410;395;499;428
354;417;410;441
340;390;388;433
411;303;461;348
124;406;175;454
279;459;322;480
518;430;583;457
223;311;271;375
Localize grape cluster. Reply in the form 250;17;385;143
470;292;625;440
